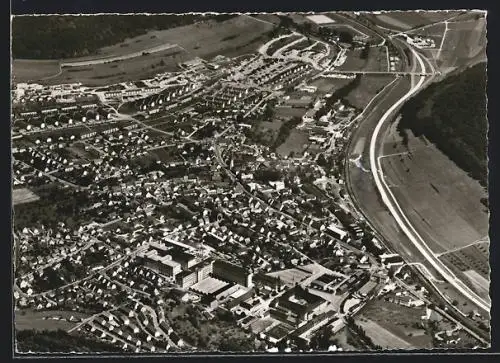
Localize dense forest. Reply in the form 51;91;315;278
16;329;122;353
12;14;236;59
397;62;488;186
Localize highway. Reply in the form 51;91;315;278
338;16;490;341
367;45;491;313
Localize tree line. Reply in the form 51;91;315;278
397;62;488;186
16;329;122;353
12;14;236;59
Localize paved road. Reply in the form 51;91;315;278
368;47;490;313
341;16;491;342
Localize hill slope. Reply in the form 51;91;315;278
398;63;488;186
12;14;235;59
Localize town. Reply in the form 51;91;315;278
12;11;489;353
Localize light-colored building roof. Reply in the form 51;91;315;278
306;14;336;25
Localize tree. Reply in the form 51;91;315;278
303;22;313;34
360;45;370;59
397;63;487;186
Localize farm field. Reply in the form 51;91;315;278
62;30;189;63
438;243;490;302
325;23;370;40
39;47;189;87
438;241;489;277
15;310;90;331
380;126;489;255
12;60;61;83
145;15;275;60
253;14;282;26
436;17;487;69
406;22;446;40
372;11;463;31
463;269;490;301
12;15;276;85
433;278;487;316
12;188;40;205
337;46;387;72
355;317;413;349
344;75;396;109
288;14;310;25
357;298;433;349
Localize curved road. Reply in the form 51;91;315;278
368;45;490;313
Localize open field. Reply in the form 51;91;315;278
12;60;61;83
253;14;282;26
276;129;309;158
433;279;488;316
249;317;276;334
438;241;489;277
358;298;433;348
345;75;395;109
371;11;464;31
274;106;307;119
463;269;490;301
61;43;179;67
12;188;40;205
438;18;487;68
12;15;276;84
15;310;90;331
62;30;189;63
437;243;490;302
267;267;311;286
39;47;189;87
379;123;489;311
355;317;413;349
144;14;275;60
310;77;353;94
337;46;387;72
380;127;488;255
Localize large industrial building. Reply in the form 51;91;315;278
213;260;253;287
